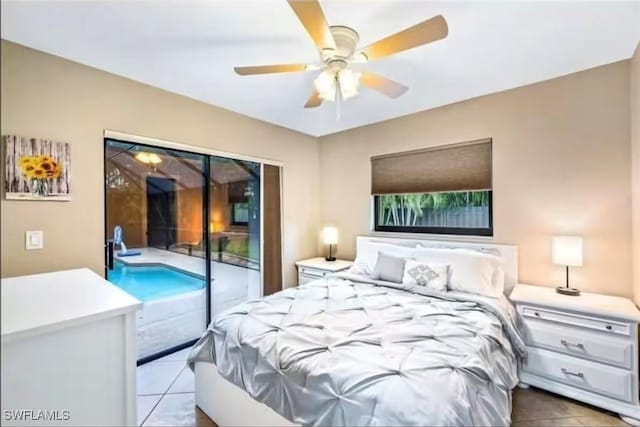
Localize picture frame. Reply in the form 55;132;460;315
3;135;71;201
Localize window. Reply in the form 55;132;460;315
228;179;250;226
371;139;492;236
374;190;492;236
231;202;249;225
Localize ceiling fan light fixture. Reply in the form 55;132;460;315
338;68;361;100
135;151;162;165
313;67;361;103
314;70;337;101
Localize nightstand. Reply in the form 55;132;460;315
295;257;353;286
510;284;640;424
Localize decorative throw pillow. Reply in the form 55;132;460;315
413;247;501;297
372;252;407;283
415;244;508;298
402;260;448;292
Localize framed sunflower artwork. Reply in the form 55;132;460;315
4;135;71;201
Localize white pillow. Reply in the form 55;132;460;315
415;244;506;291
453;248;506;293
402;260;448;292
353;242;415;275
493;265;506;293
413;247;504;298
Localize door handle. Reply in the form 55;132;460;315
107;240;114;270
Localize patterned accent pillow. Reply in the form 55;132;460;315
402;260;448;292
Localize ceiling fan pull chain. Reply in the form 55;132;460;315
336;75;341;121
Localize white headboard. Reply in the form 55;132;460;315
356;236;519;294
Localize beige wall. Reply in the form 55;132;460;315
1;39;636;298
319;61;632;297
0;40;320;286
632;43;640;304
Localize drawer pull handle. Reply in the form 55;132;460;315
605;325;612;330
560;340;584;349
534;312;540;317
561;368;584;378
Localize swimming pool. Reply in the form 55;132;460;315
108;263;204;302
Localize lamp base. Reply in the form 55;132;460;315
325;256;336;262
556;286;581;296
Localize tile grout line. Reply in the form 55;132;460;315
140;361;189;427
164;366;188;395
140;395;164;427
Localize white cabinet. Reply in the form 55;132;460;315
295;258;353;286
511;284;640;424
1;268;141;426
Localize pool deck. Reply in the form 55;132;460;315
114;247;261;358
115;247;261;315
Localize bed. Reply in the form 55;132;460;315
188;236;524;426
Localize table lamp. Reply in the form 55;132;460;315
552;236;583;296
323;227;338;262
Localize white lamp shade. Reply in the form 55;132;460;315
552;236;583;267
322;227;338;245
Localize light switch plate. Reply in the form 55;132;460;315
25;230;44;250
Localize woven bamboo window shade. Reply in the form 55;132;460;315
371;139;492;195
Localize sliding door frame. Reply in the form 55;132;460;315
103;131;283;363
202;156;212;326
260;163;264;297
104;130;283;167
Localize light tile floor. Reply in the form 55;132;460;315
137;348;214;427
138;348;629;427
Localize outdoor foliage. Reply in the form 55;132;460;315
224;237;260;261
378;191;490;226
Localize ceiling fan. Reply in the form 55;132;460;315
234;0;448;109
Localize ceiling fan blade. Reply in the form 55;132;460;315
304;90;323;108
361;72;409;98
234;64;308;75
287;0;336;50
360;15;448;60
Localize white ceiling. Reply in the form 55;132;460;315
2;1;639;137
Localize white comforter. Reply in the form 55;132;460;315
189;273;525;426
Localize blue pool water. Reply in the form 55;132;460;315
108;263;204;302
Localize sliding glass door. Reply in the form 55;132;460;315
104;138;278;363
105;140;208;362
209;157;260;318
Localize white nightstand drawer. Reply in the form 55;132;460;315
521;305;630;336
524;319;633;369
524;347;634;403
298;266;328;278
298;274;318;286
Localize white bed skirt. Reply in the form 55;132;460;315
194;361;299;427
